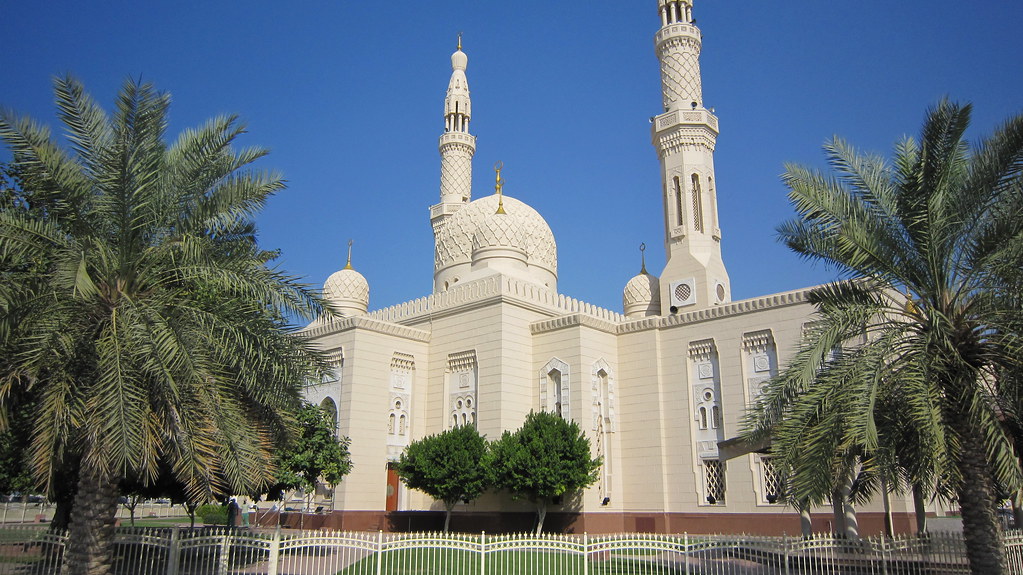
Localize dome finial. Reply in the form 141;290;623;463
457;32;462;51
640;242;648;274
344;239;354;270
494;161;507;214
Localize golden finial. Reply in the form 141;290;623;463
639;243;648;274
494;161;507;214
457;32;462;51
904;288;917;316
343;239;354;270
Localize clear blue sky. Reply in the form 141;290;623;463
4;1;1022;314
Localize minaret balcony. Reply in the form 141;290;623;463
439;131;476;148
655;23;700;45
652;108;718;134
430;201;464;221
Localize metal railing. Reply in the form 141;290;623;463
2;526;1022;574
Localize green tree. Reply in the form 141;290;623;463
745;100;1023;574
490;411;601;534
268;402;352;510
0;76;327;574
0;387;35;499
396;424;490;532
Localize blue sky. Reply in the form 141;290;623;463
3;1;1022;314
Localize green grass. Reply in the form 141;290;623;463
335;548;669;575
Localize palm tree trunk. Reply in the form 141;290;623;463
63;467;120;575
1012;489;1023;530
881;476;893;537
913;483;928;533
952;413;1006;575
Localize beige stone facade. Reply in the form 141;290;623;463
298;1;923;535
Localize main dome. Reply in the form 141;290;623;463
435;194;557;275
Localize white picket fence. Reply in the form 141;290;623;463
2;526;1023;574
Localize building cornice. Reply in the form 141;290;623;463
303;277;816;341
301;315;432;343
529;313;620;336
619;286;815;334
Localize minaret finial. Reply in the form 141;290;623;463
344;239;354;270
457;32;462;51
640;243;648;274
494;161;507;214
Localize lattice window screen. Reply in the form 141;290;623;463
704;460;725;504
762;457;784;503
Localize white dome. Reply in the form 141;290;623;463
471;211;528;254
451;48;468;71
436;194;557;275
623;271;661;318
324;267;369;316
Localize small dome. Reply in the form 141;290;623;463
324;267;369;316
471;211;528;254
451;48;468;71
623;271;661;318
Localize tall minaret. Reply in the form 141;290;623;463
652;0;730;314
430;36;476;238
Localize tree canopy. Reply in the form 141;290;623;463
396;423;490;532
744;100;1023;575
268;402;352;505
490;411;601;534
0;76;327;574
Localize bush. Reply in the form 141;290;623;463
196;504;228;525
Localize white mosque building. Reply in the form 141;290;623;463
297;1;922;535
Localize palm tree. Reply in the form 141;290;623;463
744;100;1023;574
0;76;327;574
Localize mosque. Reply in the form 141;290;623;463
297;1;922;535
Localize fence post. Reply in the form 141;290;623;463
879;535;888;575
217;529;230;575
480;531;486;575
165;526;180;575
783;533;790;575
582;532;588;575
375;531;383;575
684;532;690;575
267;525;281;575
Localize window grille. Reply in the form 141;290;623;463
762;456;784;503
704;459;725;504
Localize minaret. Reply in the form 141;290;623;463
430;36;477;237
651;0;730;314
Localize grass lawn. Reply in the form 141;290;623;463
336;548;671;575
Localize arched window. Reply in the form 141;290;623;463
540;358;571;419
699;407;708;430
549;369;563;417
319;397;339;437
674;176;684;227
691;174;704;232
388;414;396;434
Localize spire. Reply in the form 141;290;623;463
432;36;479;280
494;161;506;214
343;239;354;270
433;36;477;209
